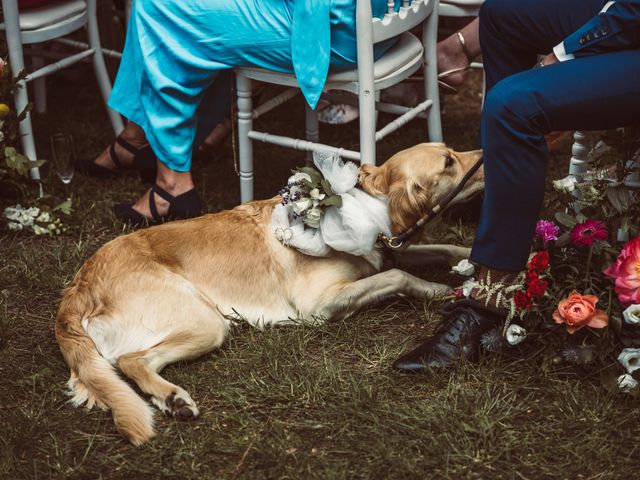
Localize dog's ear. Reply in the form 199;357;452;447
387;179;430;234
359;165;389;195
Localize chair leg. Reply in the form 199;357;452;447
423;5;442;142
2;0;40;181
358;88;376;165
305;103;319;165
236;74;254;203
32;55;47;115
86;0;124;135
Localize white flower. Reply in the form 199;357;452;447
303;206;323;229
451;259;475;276
617;374;638;393
617;348;640;374
553;175;577;193
461;278;476;298
292;198;312;215
290;172;312;184
505;324;527;346
622;305;640;325
36;211;51;223
33;224;49;235
309;188;326;201
8;221;23;231
4;205;23;221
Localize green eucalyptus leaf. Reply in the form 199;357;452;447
555;211;577;228
53;198;73;215
320;194;342;208
556;231;571;247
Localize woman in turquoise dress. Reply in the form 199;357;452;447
79;0;399;225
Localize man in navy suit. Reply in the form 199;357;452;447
394;0;640;371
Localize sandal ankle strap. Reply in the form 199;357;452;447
456;31;475;64
149;184;175;222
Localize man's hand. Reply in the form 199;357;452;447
535;52;559;68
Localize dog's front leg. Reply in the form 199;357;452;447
316;268;450;320
393;244;471;268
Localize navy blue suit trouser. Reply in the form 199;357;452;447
470;0;640;271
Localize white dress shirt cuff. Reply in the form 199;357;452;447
553;42;575;62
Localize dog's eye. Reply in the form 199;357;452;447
444;155;455;169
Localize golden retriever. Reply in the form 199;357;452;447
55;143;483;445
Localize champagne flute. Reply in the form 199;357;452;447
50;133;75;186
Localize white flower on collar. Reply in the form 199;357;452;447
304;206;322;228
309;188;326;201
618;348;640;374
505;324;527;346
617;374;638;393
622;304;640;325
451;259;475;276
292;198;312;215
290;171;312;184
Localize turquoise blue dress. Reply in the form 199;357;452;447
109;0;398;172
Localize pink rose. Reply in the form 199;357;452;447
552;290;609;334
603;236;640;307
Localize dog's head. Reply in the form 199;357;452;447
358;143;484;234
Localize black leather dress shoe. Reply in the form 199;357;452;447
392;299;503;372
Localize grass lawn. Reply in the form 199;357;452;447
1;62;638;480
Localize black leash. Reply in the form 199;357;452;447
378;158;484;249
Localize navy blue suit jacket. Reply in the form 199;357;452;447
564;0;640;55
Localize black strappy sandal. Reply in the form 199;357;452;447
114;184;202;228
75;136;157;183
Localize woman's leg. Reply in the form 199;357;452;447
438;18;480;90
105;0;297;220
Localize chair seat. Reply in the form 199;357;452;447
3;0;86;31
236;32;423;91
440;0;483;6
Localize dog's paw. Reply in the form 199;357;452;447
153;390;200;420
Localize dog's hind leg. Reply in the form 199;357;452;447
116;283;227;420
117;323;225;420
312;268;450;320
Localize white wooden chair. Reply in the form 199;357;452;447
234;0;441;203
0;0;124;180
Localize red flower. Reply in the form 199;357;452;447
527;278;548;297
514;290;533;310
526;270;540;283
528;251;550;273
570;219;608;247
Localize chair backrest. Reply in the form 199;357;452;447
367;0;435;43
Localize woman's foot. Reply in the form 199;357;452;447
437;32;471;91
437;19;481;92
76;122;156;181
115;163;201;226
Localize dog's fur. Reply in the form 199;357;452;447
55;143;483;445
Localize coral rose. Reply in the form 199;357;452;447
603;236;640;307
552;290;608;334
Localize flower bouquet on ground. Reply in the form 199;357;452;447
455;128;640;394
0;57;72;235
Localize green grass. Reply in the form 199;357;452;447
1;64;638;479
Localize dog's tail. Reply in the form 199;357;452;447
55;281;155;445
